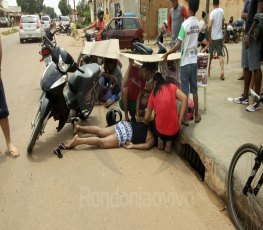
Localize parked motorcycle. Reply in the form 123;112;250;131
77;30;104;67
56;23;71;36
223;23;241;43
27;34;101;153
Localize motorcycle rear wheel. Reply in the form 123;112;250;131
233;34;240;43
80;87;98;120
56;29;61;36
66;29;71;36
27;109;47;154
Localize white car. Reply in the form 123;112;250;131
19;15;43;43
41;15;51;30
59;16;70;26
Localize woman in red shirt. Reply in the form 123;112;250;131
144;72;187;153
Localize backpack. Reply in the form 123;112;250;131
252;13;263;41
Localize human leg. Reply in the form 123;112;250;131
215;39;224;80
65;133;119;149
75;125;115;137
180;65;190;125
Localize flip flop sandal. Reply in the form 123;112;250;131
58;143;69;150
54;148;63;159
5;147;20;158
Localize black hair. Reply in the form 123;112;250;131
213;0;219;6
202;11;207;19
188;0;199;13
153;72;166;96
141;62;158;72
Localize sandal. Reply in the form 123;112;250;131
220;75;225;80
181;120;189;126
195;115;202;123
54;148;63;159
58;143;70;150
5;147;20;158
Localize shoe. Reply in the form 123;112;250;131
105;99;112;108
246;101;260;112
234;96;249;105
158;137;164;150
237;76;244;80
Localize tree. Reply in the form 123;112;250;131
16;0;43;14
76;0;91;24
42;5;57;19
58;0;71;16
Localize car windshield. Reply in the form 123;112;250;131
21;16;38;23
60;16;69;22
41;17;50;21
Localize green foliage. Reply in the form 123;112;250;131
70;24;78;38
58;0;71;16
76;0;91;24
1;28;19;36
42;5;57;19
16;0;43;14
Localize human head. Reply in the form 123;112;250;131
140;62;158;81
171;0;179;9
153;72;165;96
97;7;104;21
105;58;117;70
213;0;219;6
188;0;199;14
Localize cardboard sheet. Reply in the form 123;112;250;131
119;52;181;62
82;39;181;62
82;39;121;59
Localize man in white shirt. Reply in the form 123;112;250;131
208;0;225;80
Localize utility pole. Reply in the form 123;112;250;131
73;0;76;22
206;0;210;14
148;0;151;43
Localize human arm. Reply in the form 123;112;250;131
83;22;95;32
136;90;143;118
167;12;172;33
123;131;154;150
182;5;189;19
176;88;187;125
144;106;153;125
208;17;213;44
246;1;263;48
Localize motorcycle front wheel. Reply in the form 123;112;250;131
66;28;71;36
233;33;240;43
27;108;48;154
56;29;61;36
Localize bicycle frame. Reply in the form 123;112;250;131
243;146;263;196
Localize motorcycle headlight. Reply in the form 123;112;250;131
58;54;70;73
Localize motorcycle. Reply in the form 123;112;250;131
223;23;241;43
77;30;104;67
56;23;71;36
27;34;101;154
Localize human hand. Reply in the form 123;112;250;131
123;142;133;149
245;35;250;49
161;53;168;62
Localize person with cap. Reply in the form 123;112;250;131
144;72;187;153
119;59;157;122
83;7;106;41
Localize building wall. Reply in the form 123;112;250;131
101;0;244;39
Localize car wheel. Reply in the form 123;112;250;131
20;39;23;43
131;39;139;51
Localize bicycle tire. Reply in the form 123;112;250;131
227;143;263;230
222;44;229;64
27;109;46;154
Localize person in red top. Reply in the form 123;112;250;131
144;72;187;153
119;60;157;122
83;7;106;41
168;0;189;47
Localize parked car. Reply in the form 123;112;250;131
41;15;51;30
0;17;11;27
19;15;43;43
103;17;144;50
59;16;70;26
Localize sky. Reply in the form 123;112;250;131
7;0;80;15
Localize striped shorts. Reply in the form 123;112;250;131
114;121;133;146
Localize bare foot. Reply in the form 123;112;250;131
195;114;202;123
73;123;79;135
65;135;80;149
220;74;225;80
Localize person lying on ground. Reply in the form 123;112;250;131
59;121;155;150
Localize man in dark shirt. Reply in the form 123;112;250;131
234;0;263;112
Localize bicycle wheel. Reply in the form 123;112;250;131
228;143;263;230
222;44;229;64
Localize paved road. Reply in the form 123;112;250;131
0;33;234;229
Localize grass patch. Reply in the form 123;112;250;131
1;28;19;36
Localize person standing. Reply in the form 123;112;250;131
0;37;19;158
207;0;225;80
168;0;189;48
104;8;111;22
162;0;201;126
234;0;263;112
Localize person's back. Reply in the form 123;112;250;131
210;7;224;40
